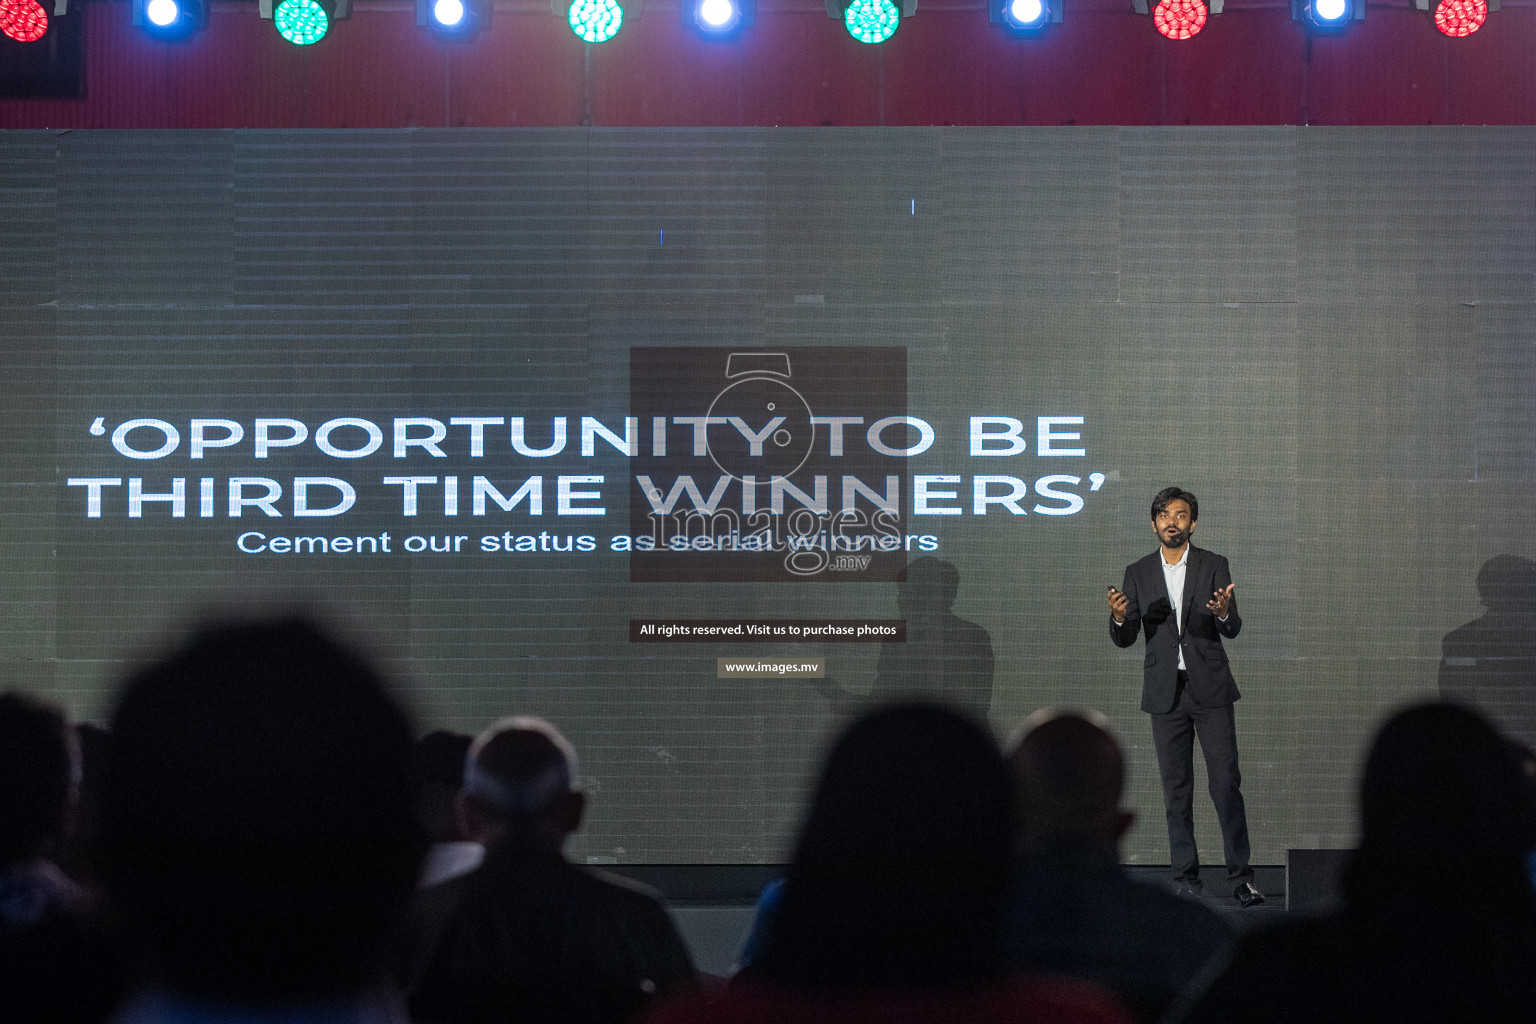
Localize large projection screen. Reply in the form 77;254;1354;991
3;127;1533;866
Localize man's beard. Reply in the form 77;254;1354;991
1161;526;1190;550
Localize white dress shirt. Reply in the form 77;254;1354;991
1160;545;1189;671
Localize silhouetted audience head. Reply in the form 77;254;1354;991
413;730;474;845
1008;711;1134;857
750;702;1011;990
456;716;584;854
0;692;74;869
1350;702;1536;888
98;617;424;1002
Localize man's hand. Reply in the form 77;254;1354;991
1206;583;1235;620
1107;586;1128;624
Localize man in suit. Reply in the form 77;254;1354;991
1108;487;1262;907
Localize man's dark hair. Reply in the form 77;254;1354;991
98;616;424;1002
413;730;474;786
0;692;72;866
1358;702;1536;859
751;703;1011;990
1150;486;1199;523
1008;711;1125;848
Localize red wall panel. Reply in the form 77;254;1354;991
1161;10;1307;125
591;13;754;126
736;12;885;126
1447;11;1536;124
1306;13;1455;125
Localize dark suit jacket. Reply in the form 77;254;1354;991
1110;545;1241;714
407;847;696;1024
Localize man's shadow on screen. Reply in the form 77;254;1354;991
1439;554;1536;748
813;556;995;724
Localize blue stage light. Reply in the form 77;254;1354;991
132;0;204;39
418;0;487;37
684;0;751;35
1290;0;1361;31
992;0;1058;34
1005;0;1046;28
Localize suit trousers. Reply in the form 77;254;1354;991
1149;674;1253;886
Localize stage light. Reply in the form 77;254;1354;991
1290;0;1361;31
1008;0;1044;27
566;0;623;40
1428;0;1490;35
2;0;81;95
132;0;205;39
844;0;898;41
991;0;1060;34
260;0;350;44
276;0;327;42
1153;0;1205;37
1;0;49;42
825;0;910;43
418;0;488;38
683;0;752;37
1133;0;1217;38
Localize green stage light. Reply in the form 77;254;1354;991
842;0;899;42
275;0;327;42
260;0;348;43
567;0;622;40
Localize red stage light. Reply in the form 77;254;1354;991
1433;0;1486;35
1153;0;1207;38
0;0;49;41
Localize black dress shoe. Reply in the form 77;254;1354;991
1173;878;1203;898
1234;881;1265;907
